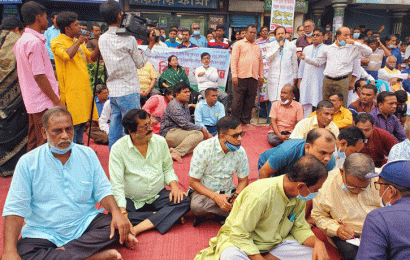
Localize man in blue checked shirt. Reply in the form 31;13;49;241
195;88;225;136
2;107;137;260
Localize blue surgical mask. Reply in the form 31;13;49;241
305;31;313;37
353;33;360;39
49;141;75;155
193;30;200;36
269;36;276;42
388;45;396;49
169;37;176;42
225;141;241;152
342;182;370;193
297;187;318;201
337;148;346;159
81;29;87;35
326;28;331;31
339;40;346;46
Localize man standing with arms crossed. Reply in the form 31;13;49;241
14;1;64;152
231;24;264;127
99;0;156;149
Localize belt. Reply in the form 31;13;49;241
325;74;349;81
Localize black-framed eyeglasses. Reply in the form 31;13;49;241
138;123;152;131
347;137;368;144
192;27;200;30
374;182;390;191
312;34;322;37
226;131;246;139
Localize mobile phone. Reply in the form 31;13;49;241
227;193;237;203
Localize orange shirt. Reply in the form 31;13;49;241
230;38;263;80
269;100;304;133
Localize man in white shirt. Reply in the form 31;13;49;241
99;100;111;135
301;26;372;107
298;28;327;117
265;26;298;103
195;52;228;108
99;0;156;149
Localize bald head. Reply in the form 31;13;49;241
343;153;375;179
306;128;336;145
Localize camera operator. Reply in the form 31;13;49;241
99;0;156;149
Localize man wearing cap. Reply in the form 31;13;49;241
356;160;410;260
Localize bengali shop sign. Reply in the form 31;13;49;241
129;0;217;9
140;46;230;91
270;0;296;33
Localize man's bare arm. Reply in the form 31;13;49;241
2;215;24;260
259;162;277;179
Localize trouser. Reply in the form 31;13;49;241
17;213;118;260
73;123;86;145
126;189;190;234
189;191;229;218
199;89;229;108
322;76;350;107
86;126;109;145
303;104;313;118
232;78;258;124
27;110;47;152
267;132;283;147
220;239;314;260
332;237;359;260
109;93;140;150
165;128;204;157
205;125;217;136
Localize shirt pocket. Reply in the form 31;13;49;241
75;181;93;203
279;217;294;238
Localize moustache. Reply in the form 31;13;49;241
57;140;72;146
146;130;153;136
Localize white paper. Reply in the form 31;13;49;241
346;238;360;247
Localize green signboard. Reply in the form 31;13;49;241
264;0;308;14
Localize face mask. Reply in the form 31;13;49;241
380;186;395;207
178;34;182;39
386;65;395;70
353;33;360;39
269;36;276;42
339;40;346;46
169;37;176;42
225;141;241;152
388;45;396;49
203;64;209;68
326;28;331;31
49;140;75;155
342;182;370;193
193;30;200;36
297;186;318;201
281;99;290;105
305;31;313;37
337;147;346;159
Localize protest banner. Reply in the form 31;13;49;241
258;42;271;102
269;0;296;33
139;46;230;91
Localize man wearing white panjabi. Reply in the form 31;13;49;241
298;28;327;117
265;26;298;103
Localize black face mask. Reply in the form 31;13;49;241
386;64;395;70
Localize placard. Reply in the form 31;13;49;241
269;0;296;33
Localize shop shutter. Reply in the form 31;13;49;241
230;15;258;28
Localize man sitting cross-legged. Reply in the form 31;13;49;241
195;155;329;260
2;107;137;260
189;116;250;226
109;109;190;238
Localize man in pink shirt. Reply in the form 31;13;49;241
13;1;63;152
230;24;264;126
268;85;304;147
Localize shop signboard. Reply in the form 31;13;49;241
353;0;410;4
45;0;106;2
0;0;21;3
269;0;296;33
208;15;224;30
130;0;217;9
139;46;230;91
2;4;19;19
158;17;167;27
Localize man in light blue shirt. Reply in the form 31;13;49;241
2;107;136;260
388;120;410;162
189;23;207;47
43;12;60;62
195;88;225;136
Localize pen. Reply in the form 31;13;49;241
339;218;355;239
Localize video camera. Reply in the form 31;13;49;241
116;12;158;41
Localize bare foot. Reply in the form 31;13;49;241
169;148;174;153
85;249;121;260
56;246;65;250
125;233;138;250
171;152;182;162
180;216;185;224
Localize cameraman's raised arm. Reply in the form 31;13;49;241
132;31;156;69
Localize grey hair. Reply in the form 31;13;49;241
95;84;107;94
42;107;73;129
343;153;375;179
386;55;397;63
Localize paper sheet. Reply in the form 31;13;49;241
346;238;360;247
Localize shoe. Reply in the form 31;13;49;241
193;216;205;227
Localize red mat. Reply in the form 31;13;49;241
0;127;341;259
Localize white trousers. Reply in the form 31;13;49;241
220;239;313;260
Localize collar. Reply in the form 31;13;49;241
126;134;153;150
313;43;323;49
106;26;118;34
374;108;393;119
24;27;47;43
244;38;257;45
60;33;76;42
213;136;224;154
312;115;331;129
384;66;398;73
359;100;376;110
280;100;294;107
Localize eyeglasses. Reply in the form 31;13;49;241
374;182;391;191
346;137;368;144
192;27;200;30
343;173;370;191
226;131;246;139
312;34;322;37
138;123;152;131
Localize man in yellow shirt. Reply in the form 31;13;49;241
310;93;352;129
312;153;380;260
195;155;329;260
51;11;99;144
137;49;160;106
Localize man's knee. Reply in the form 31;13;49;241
190;195;209;216
220;247;250;260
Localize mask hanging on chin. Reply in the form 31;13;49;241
339;40;346;46
281;99;290;105
380;186;395;207
386;64;395;70
225;141;241;152
49;141;75;155
337;147;346;159
305;31;313;37
297;186;318;201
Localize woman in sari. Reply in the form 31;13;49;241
0;16;28;177
158;55;190;93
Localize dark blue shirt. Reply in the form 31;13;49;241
258;139;335;175
95;96;108;117
382;47;402;68
401;68;410;93
356;197;410;260
369;108;407;142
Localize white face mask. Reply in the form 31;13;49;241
203;64;209;68
281;99;290;105
178;34;182;39
380;186;395;207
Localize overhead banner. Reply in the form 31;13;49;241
129;0;217;9
270;0;296;33
139;46;230;91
